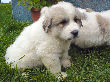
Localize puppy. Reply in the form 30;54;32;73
72;7;110;48
5;2;85;78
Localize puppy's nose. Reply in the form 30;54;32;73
71;30;78;37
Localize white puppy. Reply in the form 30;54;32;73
72;7;110;48
5;2;85;78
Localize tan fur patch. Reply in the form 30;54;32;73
86;8;94;12
96;15;109;35
51;7;69;26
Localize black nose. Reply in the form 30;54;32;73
71;30;78;37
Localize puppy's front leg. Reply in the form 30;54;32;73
41;55;67;78
61;52;71;68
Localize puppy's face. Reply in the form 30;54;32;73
42;2;86;40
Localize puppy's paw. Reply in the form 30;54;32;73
62;59;71;68
57;72;67;80
22;72;28;77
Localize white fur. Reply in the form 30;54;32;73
73;8;110;48
5;2;82;78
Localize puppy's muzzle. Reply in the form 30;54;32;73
71;30;78;38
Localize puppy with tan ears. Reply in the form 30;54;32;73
5;2;86;78
72;7;110;48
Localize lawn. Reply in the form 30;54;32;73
0;3;110;82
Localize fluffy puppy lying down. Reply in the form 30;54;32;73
73;8;110;48
5;2;85;78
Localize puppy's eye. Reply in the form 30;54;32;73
60;20;67;25
74;17;79;23
74;16;83;27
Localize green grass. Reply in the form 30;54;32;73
0;3;110;82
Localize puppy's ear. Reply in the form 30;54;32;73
75;8;87;20
40;7;49;15
43;16;52;33
41;7;52;33
96;15;109;34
